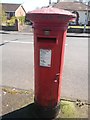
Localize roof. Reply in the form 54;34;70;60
2;3;21;12
53;2;90;11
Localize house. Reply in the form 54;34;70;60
53;1;90;25
2;3;26;19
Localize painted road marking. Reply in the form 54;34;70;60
4;41;33;44
3;41;68;46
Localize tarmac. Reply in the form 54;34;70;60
0;30;89;119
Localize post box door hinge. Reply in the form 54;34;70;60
54;73;59;83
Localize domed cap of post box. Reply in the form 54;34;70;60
27;7;76;24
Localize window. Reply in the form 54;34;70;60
10;12;15;17
6;12;10;19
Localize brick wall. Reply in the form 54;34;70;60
15;6;26;17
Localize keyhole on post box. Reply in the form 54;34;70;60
54;73;59;83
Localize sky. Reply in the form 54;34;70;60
1;0;89;12
1;0;57;12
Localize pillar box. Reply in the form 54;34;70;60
27;7;75;118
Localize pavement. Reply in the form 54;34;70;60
0;30;89;119
0;30;89;46
0;86;89;119
0;29;89;36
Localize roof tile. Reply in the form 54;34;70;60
2;3;21;12
53;2;89;11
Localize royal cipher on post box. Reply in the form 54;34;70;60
27;7;75;118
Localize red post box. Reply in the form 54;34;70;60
27;8;75;118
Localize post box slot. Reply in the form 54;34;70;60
37;37;56;43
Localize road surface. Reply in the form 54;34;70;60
0;32;88;102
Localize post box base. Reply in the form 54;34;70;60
34;101;60;119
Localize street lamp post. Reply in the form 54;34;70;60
49;0;51;5
57;0;59;3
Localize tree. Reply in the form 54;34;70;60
0;5;7;25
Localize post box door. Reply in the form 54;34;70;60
35;33;65;107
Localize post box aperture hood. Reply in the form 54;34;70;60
27;7;76;24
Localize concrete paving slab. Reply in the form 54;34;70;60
0;86;89;119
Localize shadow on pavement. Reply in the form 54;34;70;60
1;103;40;119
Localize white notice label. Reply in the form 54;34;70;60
40;49;52;67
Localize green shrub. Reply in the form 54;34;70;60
17;16;25;25
1;13;25;26
6;16;16;26
1;10;7;24
6;16;25;26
